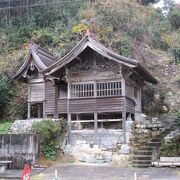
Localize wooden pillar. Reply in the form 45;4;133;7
27;80;31;119
54;86;58;119
27;102;31;119
67;113;72;145
67;83;72;144
122;97;127;143
139;89;142;113
121;78;125;96
37;104;41;118
43;101;46;119
94;112;98;144
43;81;46;119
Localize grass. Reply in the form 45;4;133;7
35;152;75;167
0;121;13;134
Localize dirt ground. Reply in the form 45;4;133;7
31;163;180;180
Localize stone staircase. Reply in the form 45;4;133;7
132;129;171;168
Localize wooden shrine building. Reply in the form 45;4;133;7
13;33;157;146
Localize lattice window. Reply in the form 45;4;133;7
70;83;94;98
97;81;121;97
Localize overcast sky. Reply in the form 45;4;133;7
154;0;180;8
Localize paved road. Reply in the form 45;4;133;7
32;164;180;180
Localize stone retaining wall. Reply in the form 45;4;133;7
9;119;44;134
72;129;124;150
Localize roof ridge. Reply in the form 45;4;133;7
29;42;55;60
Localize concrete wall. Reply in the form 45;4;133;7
0;134;39;169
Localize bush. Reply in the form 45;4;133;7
168;6;180;30
173;111;180;129
31;29;55;47
32;119;67;160
160;136;180;157
0;121;13;134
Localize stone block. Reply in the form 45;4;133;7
160;157;180;162
0;166;6;173
119;144;130;154
99;146;107;151
76;140;86;146
82;144;90;149
103;140;112;146
118;136;124;143
99;136;107;141
84;135;93;141
112;139;118;145
93;145;99;149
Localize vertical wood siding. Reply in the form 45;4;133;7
57;99;67;113
126;97;135;113
45;81;135;115
68;97;131;113
29;82;44;101
45;81;55;114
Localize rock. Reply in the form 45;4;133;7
9;119;45;134
82;144;90;149
119;144;130;154
93;145;99;149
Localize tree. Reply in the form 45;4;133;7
0;76;11;118
163;0;175;11
168;4;180;30
137;0;160;5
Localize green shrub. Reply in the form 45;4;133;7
173;111;180;129
0;121;13;134
32;119;67;160
160;136;180;157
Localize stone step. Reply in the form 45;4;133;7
148;142;161;146
133;159;152;163
150;138;161;142
141;146;155;151
131;128;172;168
133;155;152;160
132;163;151;168
133;150;153;155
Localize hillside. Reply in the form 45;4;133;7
0;0;179;120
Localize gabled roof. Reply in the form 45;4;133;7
43;34;157;84
12;43;55;81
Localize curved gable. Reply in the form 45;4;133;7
43;34;157;84
12;43;55;82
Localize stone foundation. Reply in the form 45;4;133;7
71;129;124;150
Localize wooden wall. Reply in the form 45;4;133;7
45;80;56;115
28;78;44;102
126;97;135;114
44;80;135;116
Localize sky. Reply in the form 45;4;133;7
154;0;180;8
